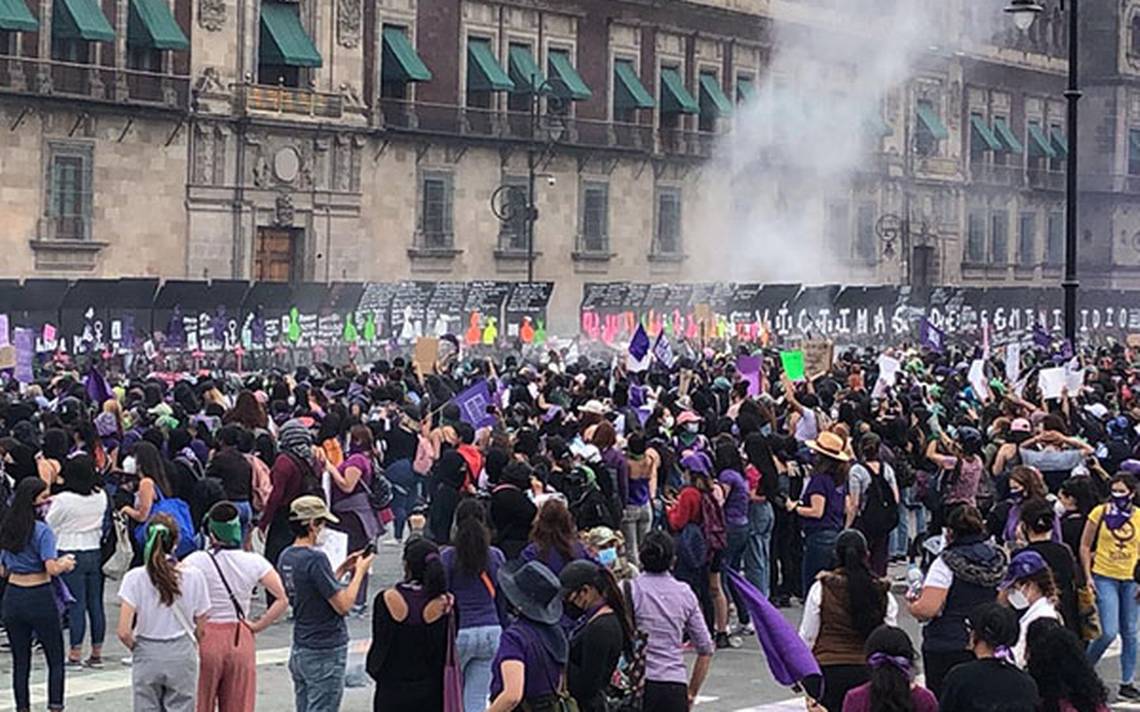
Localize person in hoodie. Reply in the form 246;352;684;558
907;504;1008;698
427;449;469;545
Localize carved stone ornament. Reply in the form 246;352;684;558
337;0;361;48
275;192;295;226
193;67;228;95
199;0;225;32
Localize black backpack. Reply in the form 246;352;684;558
565;465;619;530
856;463;899;538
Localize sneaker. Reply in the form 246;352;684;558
1120;684;1140;701
727;634;743;648
120;656;133;667
84;657;104;669
65;660;85;671
715;632;731;649
737;622;755;636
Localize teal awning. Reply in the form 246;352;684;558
1050;127;1068;158
970;115;1002;151
1028;123;1057;158
865;113;893;137
381;26;431;82
467;38;512;92
660;67;698;115
53;0;113;42
993;117;1023;154
915;102;948;140
508;44;544;94
613;59;653;110
698;73;732;118
546;49;591;101
736;77;755;104
0;0;37;32
260;3;321;67
127;0;187;50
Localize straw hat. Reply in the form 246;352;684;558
805;431;851;462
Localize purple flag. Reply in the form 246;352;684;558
13;328;34;384
1033;323;1051;349
737;354;763;397
84;366;113;405
919;317;945;353
652;331;675;368
726;568;822;687
453;380;495;429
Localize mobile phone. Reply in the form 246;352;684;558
363;543;376;557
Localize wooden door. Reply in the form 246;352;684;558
254;227;300;282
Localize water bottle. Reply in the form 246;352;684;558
906;565;924;600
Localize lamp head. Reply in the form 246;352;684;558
1004;0;1044;31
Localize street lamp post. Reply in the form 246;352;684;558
1005;0;1079;345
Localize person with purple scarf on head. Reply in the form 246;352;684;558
1081;473;1140;701
840;625;937;712
938;603;1038;712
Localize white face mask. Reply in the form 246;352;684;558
685;423;700;434
661;416;674;430
1008;587;1030;611
122;456;137;475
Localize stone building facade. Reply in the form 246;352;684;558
2;0;1140;330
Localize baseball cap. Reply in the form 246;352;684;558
289;495;340;524
999;550;1048;590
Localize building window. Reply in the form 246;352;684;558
991;210;1008;263
45;142;94;241
51;38;90;63
578;181;609;253
855;203;876;262
1046;211;1064;265
417;171;453;249
966;210;986;263
914;99;946;157
1048;123;1065;172
507;42;535;114
1130;129;1140;176
0;31;16;56
1018;212;1036;266
497;178;529;252
825;201;849;251
654;187;682;256
128;47;163;72
1132;15;1140;55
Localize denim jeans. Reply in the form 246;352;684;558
60;548;106;650
621;504;652;568
803;529;840;597
744;502;774;599
722;525;750;625
892;487;927;558
289;644;347;712
1087;574;1138;684
2;583;65;711
456;624;501;712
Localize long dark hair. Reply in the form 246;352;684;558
1026;618;1108;712
530;499;577;562
1060;477;1098;517
836;529;887;639
453;498;490;577
405;537;447;599
144;513;182;606
865;625;917;712
591;564;636;655
0;477;47;552
41;428;70;462
132;441;173;497
743;433;779;499
61;455;99;496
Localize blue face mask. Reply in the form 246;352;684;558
597;547;618;567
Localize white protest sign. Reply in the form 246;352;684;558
968;359;991;402
1005;342;1021;385
1039;367;1066;400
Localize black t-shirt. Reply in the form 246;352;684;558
205;448;253;501
568;611;624;712
1024;540;1081;638
939;658;1039;712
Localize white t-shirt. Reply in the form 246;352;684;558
45;491;108;552
847;462;897;512
1014;596;1060;668
182;549;272;623
923;556;955;589
118;564;210;641
798;580;899;647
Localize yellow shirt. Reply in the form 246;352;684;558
1089;503;1140;580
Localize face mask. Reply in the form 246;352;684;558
661;416;674;430
35;501;51;520
685;423;700;434
563;594;584;620
122;456;137;475
1008;587;1030;610
760;424;773;437
1113;493;1132;510
314;524;329;545
597;547;618;567
1010;489;1025;502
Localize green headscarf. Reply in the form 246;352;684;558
207;515;242;549
144;522;171;563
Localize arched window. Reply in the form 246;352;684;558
1132;14;1140;55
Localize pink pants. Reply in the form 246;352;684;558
196;622;256;712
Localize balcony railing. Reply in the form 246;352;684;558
969;161;1023;187
1027;167;1065;191
241;83;344;118
0;56;189;110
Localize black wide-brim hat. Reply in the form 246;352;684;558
498;560;564;625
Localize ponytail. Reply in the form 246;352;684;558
836;529;886;640
405;537;448;600
596;566;636;654
144;514;182;607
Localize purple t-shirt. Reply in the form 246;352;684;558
519;541;589;577
801;472;846;534
489;620;562;701
842;682;938;712
718;469;750;529
441;545;505;630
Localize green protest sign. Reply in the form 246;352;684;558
781;350;805;381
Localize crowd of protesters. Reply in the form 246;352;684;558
0;330;1137;712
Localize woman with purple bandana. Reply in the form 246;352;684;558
1080;473;1140;701
938;603;1038;712
840;625;937;712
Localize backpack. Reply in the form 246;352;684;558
133;485;198;560
362;456;394;511
607;580;648;712
564;465;619;530
591;461;625;529
698;487;727;560
175;453;205;481
856;464;899;539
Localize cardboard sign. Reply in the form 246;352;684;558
780;350;806;382
0;345;14;370
413;336;439;374
802;340;834;378
694;303;713;340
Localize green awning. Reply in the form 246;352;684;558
613;59;654;110
698;73;732;118
0;0;37;32
467;38;512;92
127;0;187;50
1028;123;1057;158
915;102;948;140
546;49;591;101
1050;127;1068;157
260;2;321;67
381;26;430;82
660;67;698;115
969;115;1002;151
52;0;113;42
736;77;755;104
507;44;544;94
993;117;1023;154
